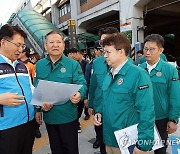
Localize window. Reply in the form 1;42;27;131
59;3;71;17
67;3;71;12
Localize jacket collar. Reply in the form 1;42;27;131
0;54;19;67
116;60;131;76
45;54;66;66
142;59;163;77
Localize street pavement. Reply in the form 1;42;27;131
33;116;100;154
33;116;180;154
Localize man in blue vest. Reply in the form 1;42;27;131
0;24;35;154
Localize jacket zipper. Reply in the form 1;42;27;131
14;70;30;122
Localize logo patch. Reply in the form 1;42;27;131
172;78;179;81
119;132;131;149
138;85;149;90
117;78;123;85
156;72;162;77
60;67;66;73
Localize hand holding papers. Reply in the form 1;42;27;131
114;124;163;154
31;80;82;106
42;102;53;111
70;92;81;104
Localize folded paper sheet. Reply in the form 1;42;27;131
114;124;163;154
31;80;82;106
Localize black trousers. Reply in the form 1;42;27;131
45;120;79;154
95;125;106;154
0;119;36;154
77;100;84;120
77;100;89;126
154;118;169;154
84;105;89;116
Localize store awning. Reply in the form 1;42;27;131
7;13;16;24
17;10;61;49
77;42;86;50
77;33;100;43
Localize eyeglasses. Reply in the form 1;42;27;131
4;38;26;50
143;47;157;53
104;49;122;55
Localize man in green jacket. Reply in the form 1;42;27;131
139;34;180;154
94;33;155;154
34;30;87;154
88;27;119;153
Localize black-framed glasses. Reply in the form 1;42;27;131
4;38;26;50
104;48;122;55
143;47;157;53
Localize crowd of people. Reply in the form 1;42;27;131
0;24;179;154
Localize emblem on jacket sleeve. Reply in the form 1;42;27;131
172;78;179;81
138;85;149;90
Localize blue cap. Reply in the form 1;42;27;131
94;41;101;49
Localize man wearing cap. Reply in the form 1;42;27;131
67;47;90;133
85;40;103;149
18;47;35;82
85;40;103;89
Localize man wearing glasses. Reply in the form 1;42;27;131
0;24;35;154
94;32;155;154
140;34;180;154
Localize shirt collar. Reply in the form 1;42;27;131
111;58;128;78
0;54;17;67
146;58;160;73
46;54;65;66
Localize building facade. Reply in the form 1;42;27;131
9;0;180;58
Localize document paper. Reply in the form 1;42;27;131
114;124;163;154
31;80;82;106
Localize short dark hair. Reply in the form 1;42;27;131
31;52;40;61
67;47;81;54
0;24;26;41
137;50;143;55
144;34;164;48
45;30;64;41
98;27;119;37
101;33;130;56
